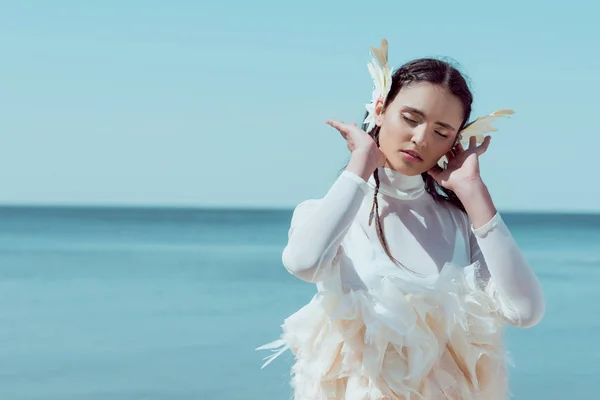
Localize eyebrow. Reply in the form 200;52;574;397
402;106;457;132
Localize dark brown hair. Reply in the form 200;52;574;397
361;58;473;267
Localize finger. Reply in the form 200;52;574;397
325;120;349;138
325;119;346;130
427;166;441;182
455;142;465;154
468;136;477;150
427;166;449;188
351;122;357;127
475;136;491;156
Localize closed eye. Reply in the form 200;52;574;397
402;116;418;125
403;114;449;138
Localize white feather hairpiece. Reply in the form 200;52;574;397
437;109;515;168
363;39;392;132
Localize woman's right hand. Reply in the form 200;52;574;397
326;120;386;181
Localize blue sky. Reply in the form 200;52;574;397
1;1;599;211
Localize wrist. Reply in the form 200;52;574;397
453;179;497;229
346;149;378;181
451;177;486;199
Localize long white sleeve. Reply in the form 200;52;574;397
470;213;545;328
282;171;370;283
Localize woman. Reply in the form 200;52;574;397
258;39;545;399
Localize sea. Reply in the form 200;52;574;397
0;206;598;399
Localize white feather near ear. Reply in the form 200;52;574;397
437;155;449;169
436;109;515;169
364;39;393;132
369;39;388;68
458;109;515;147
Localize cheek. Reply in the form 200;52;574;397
379;116;411;146
432;133;458;156
430;142;453;158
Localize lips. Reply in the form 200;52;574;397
401;149;423;161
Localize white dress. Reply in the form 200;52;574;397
258;168;545;400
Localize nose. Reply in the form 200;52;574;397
411;125;427;147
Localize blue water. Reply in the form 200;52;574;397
0;206;598;399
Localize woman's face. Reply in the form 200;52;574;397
375;82;465;176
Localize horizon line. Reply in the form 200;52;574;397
0;202;599;215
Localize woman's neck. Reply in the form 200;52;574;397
367;168;425;200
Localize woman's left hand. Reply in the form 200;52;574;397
427;136;491;193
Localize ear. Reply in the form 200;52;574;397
374;98;385;127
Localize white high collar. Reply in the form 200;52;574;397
366;168;426;200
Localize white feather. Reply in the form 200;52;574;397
437;109;515;169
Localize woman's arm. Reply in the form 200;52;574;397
282;170;368;282
459;180;545;328
429;139;545;328
283;121;386;283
